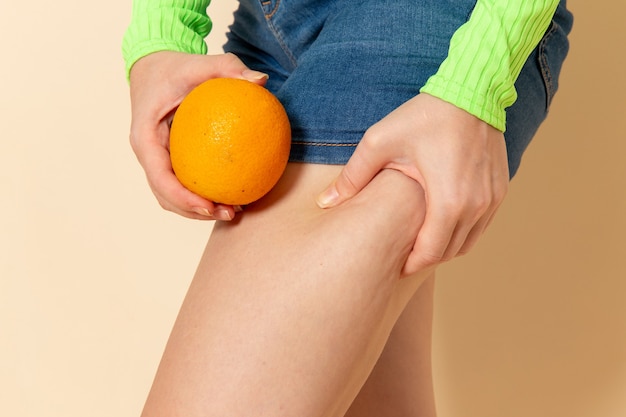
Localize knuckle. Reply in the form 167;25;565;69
222;52;237;63
473;194;491;214
419;250;445;267
129;131;140;153
156;197;171;211
220;52;243;69
155;195;183;216
157;201;168;211
223;51;238;61
128;124;149;154
438;197;464;218
362;125;386;149
454;189;492;219
495;181;509;202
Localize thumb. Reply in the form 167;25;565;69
210;53;269;85
240;68;270;84
316;144;383;208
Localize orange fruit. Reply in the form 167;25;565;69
169;78;291;205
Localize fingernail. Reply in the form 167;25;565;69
234;205;244;213
193;207;212;217
214;208;233;221
316;186;339;208
242;69;269;81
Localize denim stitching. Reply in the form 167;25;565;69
292;142;358;147
538;21;559;108
260;0;298;68
262;0;280;18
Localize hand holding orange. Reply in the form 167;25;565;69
169;78;291;206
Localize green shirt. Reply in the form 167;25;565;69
122;0;559;132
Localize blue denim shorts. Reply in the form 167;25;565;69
224;0;573;178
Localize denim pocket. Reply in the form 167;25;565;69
537;17;572;109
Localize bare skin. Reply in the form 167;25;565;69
344;275;436;417
130;51;508;416
140;164;434;417
129;51;509;268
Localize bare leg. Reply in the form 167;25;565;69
141;163;431;417
345;275;437;417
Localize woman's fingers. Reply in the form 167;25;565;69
316;139;385;208
128;51;269;220
316;93;510;276
403;182;501;274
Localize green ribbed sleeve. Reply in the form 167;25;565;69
122;0;212;79
420;0;559;131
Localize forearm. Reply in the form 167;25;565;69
122;0;212;79
421;0;560;131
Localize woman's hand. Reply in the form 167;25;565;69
317;93;509;275
128;51;268;220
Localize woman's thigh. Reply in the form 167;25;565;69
345;275;437;417
140;163;431;417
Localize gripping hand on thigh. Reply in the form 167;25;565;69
317;93;509;275
128;51;268;221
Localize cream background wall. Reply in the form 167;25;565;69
0;1;623;416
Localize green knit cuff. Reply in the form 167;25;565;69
421;0;559;132
122;1;212;80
